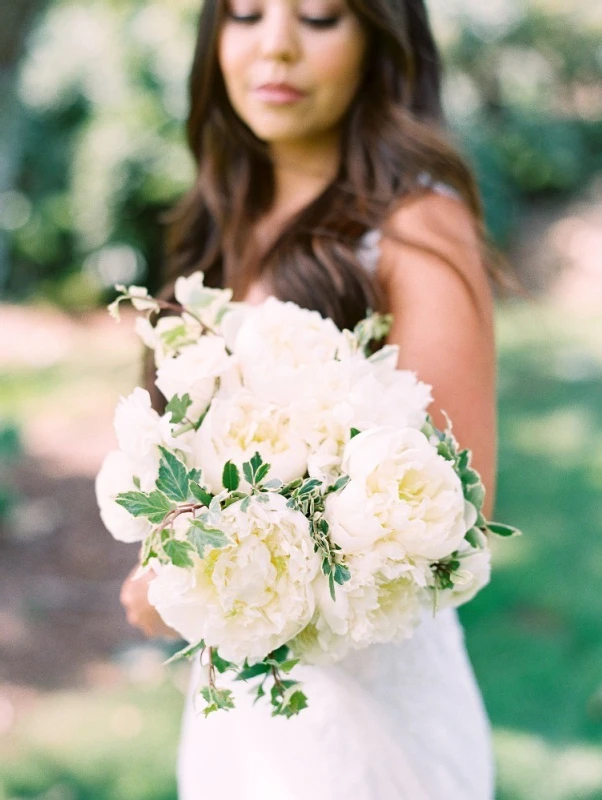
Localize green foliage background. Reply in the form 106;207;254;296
1;0;601;304
0;2;601;799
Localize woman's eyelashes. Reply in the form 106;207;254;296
227;10;341;29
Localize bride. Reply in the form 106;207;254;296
120;0;498;796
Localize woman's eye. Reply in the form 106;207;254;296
300;15;341;29
228;12;262;24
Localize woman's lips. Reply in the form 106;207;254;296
253;83;307;104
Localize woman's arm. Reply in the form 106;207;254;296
379;192;497;517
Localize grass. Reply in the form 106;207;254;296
1;300;601;799
461;303;602;800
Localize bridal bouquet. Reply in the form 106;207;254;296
96;273;519;718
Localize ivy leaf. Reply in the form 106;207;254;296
250;451;263;473
242;461;254;486
116;490;174;524
211;650;234;674
269;645;290;664
254;463;271;485
279;659;300;674
164;640;205;666
464;527;484;549
334;563;351;585
465;482;486;510
188;468;202;483
189;482;213;507
263;478;282;490
329;475;350;493
199;686;235;717
166;393;193;424
235;662;271;681
164;539;195;568
163;539;194;567
487;522;522;538
156;447;190;502
222;461;240;492
187;520;229;557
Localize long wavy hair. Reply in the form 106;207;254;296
165;0;487;331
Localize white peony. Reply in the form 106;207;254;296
289;349;432;483
114;387;181;473
147;494;320;663
192;389;308;493
95;450;154;543
292;571;420;665
326;427;468;568
155;337;238;421
228;297;345;405
174;272;233;329
433;544;492;610
135;315;202;366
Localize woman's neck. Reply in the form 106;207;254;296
268;130;341;224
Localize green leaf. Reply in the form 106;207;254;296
349;427;361;439
330;475;350;493
187;520;229;557
164;640;205;666
254;463;270;485
269;645;290;664
242;461;254;486
199;686;235;717
236;662;271;681
132;475;141;489
164;539;195;568
465;481;486;510
250;451;263;474
156;446;190;502
461;467;481;487
211;650;234;674
279;658;300;674
222;461;240;492
464;527;483;548
334;563;351;585
263;478;283;490
166;393;193;424
189;482;213;507
188;468;202;483
298;479;321;495
487;521;522;538
116;490;175;524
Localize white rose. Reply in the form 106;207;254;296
148;494;320;663
229;297;345;405
114;388;181;473
434;545;492;610
174;272;233;328
326;426;467;564
155;337;238;421
192;389;308;493
95;450;154;543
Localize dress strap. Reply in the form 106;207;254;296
356;174;462;274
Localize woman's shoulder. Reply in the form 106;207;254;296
375;184;490;313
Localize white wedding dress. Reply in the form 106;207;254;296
177;182;495;799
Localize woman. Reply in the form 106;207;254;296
121;0;498;796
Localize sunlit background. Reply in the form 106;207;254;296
0;1;601;798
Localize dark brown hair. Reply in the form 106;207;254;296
166;0;487;331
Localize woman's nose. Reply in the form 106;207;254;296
259;7;301;63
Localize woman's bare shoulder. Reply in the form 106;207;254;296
377;190;491;316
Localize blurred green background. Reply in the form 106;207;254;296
0;1;601;799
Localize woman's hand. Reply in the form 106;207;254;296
120;565;179;639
